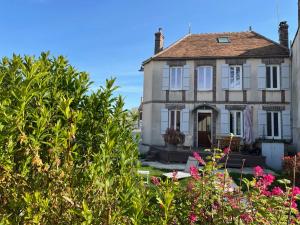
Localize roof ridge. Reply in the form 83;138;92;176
190;31;251;35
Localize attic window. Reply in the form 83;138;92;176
217;37;230;43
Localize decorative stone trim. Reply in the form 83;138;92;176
225;90;229;102
143;100;290;105
243;90;247;102
281;90;285;103
194;69;197;101
262;106;285;111
225;58;246;65
167;60;186;66
262;90;266;103
165;103;185;110
213;65;217;101
194;59;216;66
225;105;246;110
166;90;169;102
261;58;284;65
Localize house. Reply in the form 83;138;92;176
292;0;300;152
140;23;291;151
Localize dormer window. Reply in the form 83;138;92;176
217;37;230;43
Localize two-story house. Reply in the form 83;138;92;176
141;23;291;150
292;0;300;152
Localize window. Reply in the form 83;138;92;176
230;111;243;136
169;67;182;90
169;110;181;131
217;37;230;43
266;111;281;139
266;65;280;90
229;65;242;90
197;66;213;90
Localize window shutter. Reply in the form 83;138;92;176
257;110;267;138
162;65;170;90
281;64;290;90
257;64;266;90
182;65;190;90
243;64;251;89
160;108;169;134
282;110;291;139
180;108;189;134
221;64;229;90
220;109;229;135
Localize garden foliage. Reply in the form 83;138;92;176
0;53;143;224
0;53;299;224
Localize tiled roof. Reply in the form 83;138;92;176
144;31;289;64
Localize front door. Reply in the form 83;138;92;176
198;113;212;147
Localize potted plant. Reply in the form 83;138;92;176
163;128;185;150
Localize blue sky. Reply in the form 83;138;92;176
0;0;298;109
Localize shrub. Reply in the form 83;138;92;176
163;128;185;146
0;53;144;224
283;153;300;186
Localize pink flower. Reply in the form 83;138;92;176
190;165;200;180
193;152;206;165
224;147;231;155
253;166;264;177
291;201;298;209
189;213;197;224
240;213;253;224
292;186;300;196
272;186;284;196
150;176;160;186
262;174;275;186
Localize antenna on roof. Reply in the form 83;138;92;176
276;0;280;24
188;23;191;34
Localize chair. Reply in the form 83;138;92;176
163;156;199;179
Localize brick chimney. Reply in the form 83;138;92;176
154;28;164;54
278;21;289;48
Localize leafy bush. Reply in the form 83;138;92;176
0;53;144;224
149;149;300;224
163;128;185;145
283;153;300;186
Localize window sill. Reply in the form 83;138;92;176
265;89;281;92
197;89;213;92
228;89;243;92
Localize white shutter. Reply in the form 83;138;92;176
257;64;266;90
182;65;190;90
180;108;189;134
220;109;229;135
243;64;251;89
221;64;229;90
160;108;168;134
162;65;170;90
281;64;290;90
282;110;291;139
257;110;267;138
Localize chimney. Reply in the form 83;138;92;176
154;28;164;54
278;21;289;48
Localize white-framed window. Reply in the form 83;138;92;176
229;65;242;90
229;111;243;136
169;67;183;90
266;65;280;90
197;66;213;90
169;110;181;131
266;111;281;139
